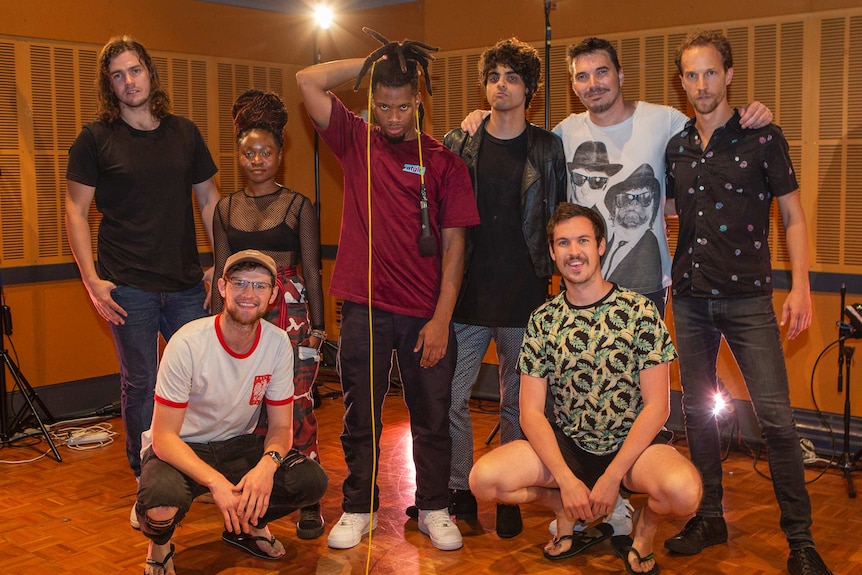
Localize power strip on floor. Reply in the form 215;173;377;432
67;432;111;446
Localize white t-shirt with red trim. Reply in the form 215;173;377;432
141;314;294;452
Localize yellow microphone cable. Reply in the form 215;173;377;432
361;63;428;573
363;60;378;575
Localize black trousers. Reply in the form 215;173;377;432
137;434;328;545
337;301;455;513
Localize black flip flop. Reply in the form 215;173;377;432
145;543;175;574
543;522;613;560
222;530;284;560
611;534;660;575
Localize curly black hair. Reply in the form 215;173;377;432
479;38;542;108
231;89;288;148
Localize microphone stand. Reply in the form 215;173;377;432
837;284;860;497
543;1;555;130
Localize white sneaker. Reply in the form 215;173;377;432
418;508;463;551
130;503;140;529
548;494;634;537
131;477;141;529
606;495;634;535
327;512;377;549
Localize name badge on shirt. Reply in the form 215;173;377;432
403;164;425;175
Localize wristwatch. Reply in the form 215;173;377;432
263;450;284;466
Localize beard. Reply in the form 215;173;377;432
692;90;725;115
225;302;265;327
382;131;406;144
582;88;619;115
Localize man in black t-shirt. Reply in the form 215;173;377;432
432;38;567;538
65;36;220;532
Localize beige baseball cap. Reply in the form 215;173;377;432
223;249;277;280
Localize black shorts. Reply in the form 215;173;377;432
552;424;673;494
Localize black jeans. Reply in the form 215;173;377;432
137;434;328;545
673;295;814;549
337;301;455;512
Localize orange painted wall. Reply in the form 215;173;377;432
3;0;861;418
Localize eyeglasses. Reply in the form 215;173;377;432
571;172;608;190
614;189;654;208
226;277;273;292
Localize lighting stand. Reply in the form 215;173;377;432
0;300;61;461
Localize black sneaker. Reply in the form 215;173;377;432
296;502;325;539
788;547;833;575
405;489;478;521
449;489;478;520
664;516;727;555
495;504;522;538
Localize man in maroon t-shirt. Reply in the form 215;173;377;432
296;38;479;552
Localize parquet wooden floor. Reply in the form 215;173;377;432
1;379;861;574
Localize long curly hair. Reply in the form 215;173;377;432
479;38;542;108
231;89;288;147
96;36;170;123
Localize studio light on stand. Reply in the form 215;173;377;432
311;4;333;220
713;384;734;418
712;378;738;460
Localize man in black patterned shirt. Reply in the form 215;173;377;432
665;31;832;575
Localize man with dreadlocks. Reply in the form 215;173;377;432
296;29;479;551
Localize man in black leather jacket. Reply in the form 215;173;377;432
439;38;566;539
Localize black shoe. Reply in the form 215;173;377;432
788;547;833;575
406;488;478;521
449;489;478;520
664;516;727;555
495;504;522;538
296;502;325;539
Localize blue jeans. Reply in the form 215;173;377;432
448;323;525;490
110;283;208;476
672;295;814;549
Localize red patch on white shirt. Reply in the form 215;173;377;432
250;374;272;405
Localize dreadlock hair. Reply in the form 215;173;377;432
96;35;170;123
231;89;288;148
371;56;420;94
566;37;622;77
354;28;438;95
479;38;542;107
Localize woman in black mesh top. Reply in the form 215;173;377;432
212;89;326;539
